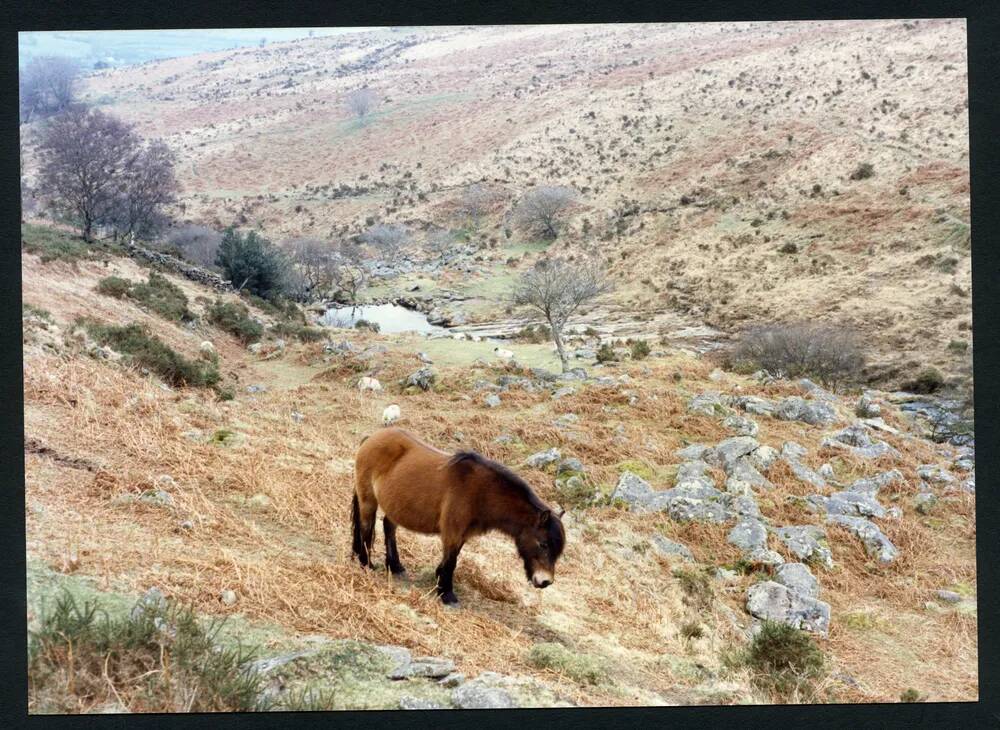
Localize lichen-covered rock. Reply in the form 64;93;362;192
774;563;820;599
707;436;760;468
827;514;898;564
650;535;694;562
688;391;732;417
525;448;561;469
820;491;888;519
676;444;711;461
731;395;776;416
728;518;768;553
847;470;904;495
723;415;759;437
914;492;938;514
611;471;655;508
774;525;834;569
917;465;956;484
774;397;837;426
404;367;437;391
746;581;831;636
856;392;882;418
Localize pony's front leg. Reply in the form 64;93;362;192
435;542;463;605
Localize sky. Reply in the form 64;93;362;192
18;28;376;69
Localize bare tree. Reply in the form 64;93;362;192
333;264;366;307
164;224;223;269
36;106;142;241
456;183;504;229
513;186;576;240
19;56;79;123
360;223;409;258
345;88;378;121
512;257;612;372
730;322;866;390
106;139;179;240
284;237;343;297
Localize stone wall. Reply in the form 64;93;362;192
124;242;234;293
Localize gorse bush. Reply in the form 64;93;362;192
512;323;551;343
81;320;220;387
96;272;193;322
206;300;264;344
596;343;619;363
29;590;266;713
729;322;865;389
744;620;825;698
354;319;380;333
630;339;651;360
215;227;289;301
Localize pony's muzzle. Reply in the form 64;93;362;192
531;570;553;588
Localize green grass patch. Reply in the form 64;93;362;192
28;589;266;713
206;300;264;344
526;642;608;686
96;272;194;322
80;319;220;388
269;321;326;342
22;223;96;264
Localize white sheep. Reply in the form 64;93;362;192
382;404;401;425
199;340;216;360
493;346;515;361
358;376;382;393
452;332;467;341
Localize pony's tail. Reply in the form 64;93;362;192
351;492;365;563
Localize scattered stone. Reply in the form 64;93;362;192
399;696;444;710
552;386;575;399
830;423;873;448
178;519;194;531
732;395;775;416
774;563;820;599
451;674;517;709
688;391;731;417
220;589;238;606
676;444;711;461
404;368;437;391
290;411;305;423
247;493;272;510
389;656;456;680
917;465;956;484
418;352;434;364
746;581;831;636
747;444;780;471
728;518;768;553
131;587;167;620
556;457;585;476
847;470;904;495
723;415;759;437
494;434;517;445
525;448;561;469
774;525;834;569
246;384;267;394
774;397;837;426
856;392;881;418
935;590;962;604
611;471;655;508
914;492;938;514
438;672;465;688
484;393;502;408
139;490;174;508
706;436;760;468
818;463;836;481
819;490;887;519
826;514;898;564
651;535;695;562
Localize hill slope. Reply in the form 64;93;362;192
56;20;972;388
23;226;977;709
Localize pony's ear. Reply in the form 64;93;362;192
537;509;551;526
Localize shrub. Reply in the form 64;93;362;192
96;272;193;322
729;322;865;389
674;567;713;610
900;688;925;702
81;320;220;387
206;300;264;344
95;276;132;298
269;322;325;342
904;366;945;394
354;319;380;333
596;343;619;363
215;227;289;301
630;339;651;360
849;162;875;180
28;590;266;713
744;621;825;698
680;621;705;640
526;642;608;685
512;323;551;343
21;223;93;263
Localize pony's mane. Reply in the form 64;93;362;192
447;451;549;512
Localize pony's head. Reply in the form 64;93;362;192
515;508;566;588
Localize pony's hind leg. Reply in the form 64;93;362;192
383;517;405;575
434;540;464;605
352;492;379;568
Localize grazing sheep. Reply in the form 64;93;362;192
199;341;216;360
382;404;401;425
493;346;515;360
452;332;467;341
358;376;382;393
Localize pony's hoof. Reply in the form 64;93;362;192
389;565;407;576
440;591;459;605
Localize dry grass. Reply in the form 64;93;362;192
22;252;977;707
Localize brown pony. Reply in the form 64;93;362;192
352;428;566;604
